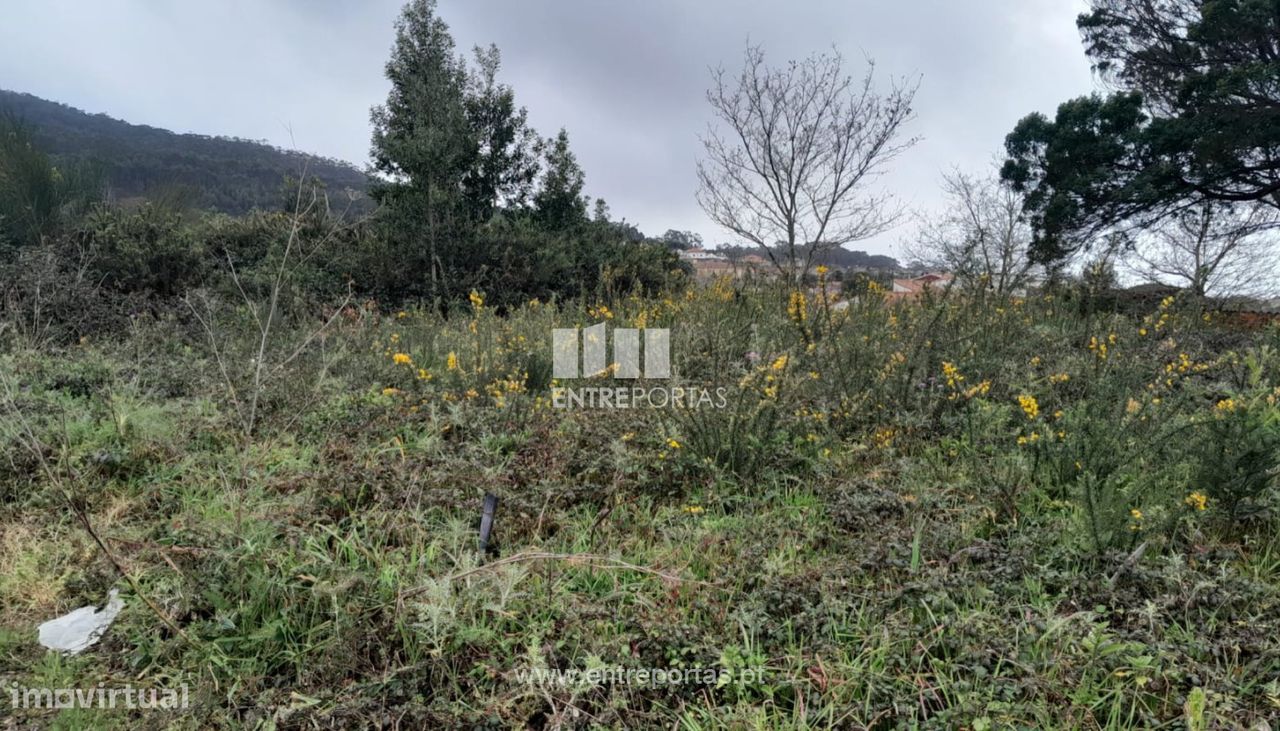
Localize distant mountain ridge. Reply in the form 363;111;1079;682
714;244;901;272
0;89;369;214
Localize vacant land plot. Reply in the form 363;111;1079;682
3;284;1278;728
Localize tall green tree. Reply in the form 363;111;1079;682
532;129;587;231
1002;0;1280;264
369;1;548;300
462;45;541;222
369;0;473;298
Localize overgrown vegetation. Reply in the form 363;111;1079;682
2;275;1279;728
3;0;1280;728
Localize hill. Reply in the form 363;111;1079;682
715;243;901;272
0;89;369;214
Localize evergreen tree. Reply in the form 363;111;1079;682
532;129;587;231
368;0;473;298
1002;0;1280;264
462;45;540;222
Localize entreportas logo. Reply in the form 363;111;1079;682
550;323;726;409
553;323;669;380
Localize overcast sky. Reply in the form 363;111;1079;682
1;0;1095;258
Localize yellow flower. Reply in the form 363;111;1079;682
666;438;682;450
381;387;400;396
963;380;991;399
1185;492;1208;511
1125;398;1141;415
469;290;484;309
417;369;432;381
1215;398;1236;413
1049;373;1070;384
942;361;964;388
682;505;705;514
392;352;412;365
787;290;808;323
770;354;789;372
1017;394;1039;420
815;264;830;276
446;352;459;371
396;310;407;319
873;427;894;449
1088;336;1108;360
1130;507;1143;521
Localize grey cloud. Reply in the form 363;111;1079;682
0;0;1095;257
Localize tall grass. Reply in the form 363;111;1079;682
2;280;1279;727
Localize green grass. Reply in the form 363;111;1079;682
2;283;1279;728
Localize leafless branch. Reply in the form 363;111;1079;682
1123;201;1280;297
904;167;1039;295
697;44;919;280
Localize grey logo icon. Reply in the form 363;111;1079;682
552;324;670;379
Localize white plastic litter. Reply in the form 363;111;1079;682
37;589;124;655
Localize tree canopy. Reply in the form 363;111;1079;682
1001;0;1280;264
365;0;681;306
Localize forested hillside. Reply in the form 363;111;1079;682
0;89;368;213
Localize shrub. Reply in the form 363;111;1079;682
1194;394;1280;523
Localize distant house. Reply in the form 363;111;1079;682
1214;297;1280;329
679;248;786;280
679;248;736;280
888;272;954;301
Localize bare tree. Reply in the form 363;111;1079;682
184;174;355;439
1125;202;1280;298
905;169;1038;295
697;45;918;280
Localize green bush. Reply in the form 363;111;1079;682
1194;394;1280;523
